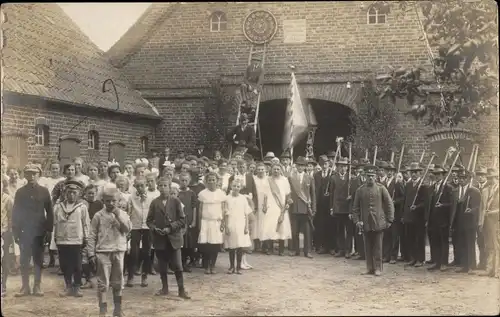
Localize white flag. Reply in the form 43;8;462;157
282;73;308;152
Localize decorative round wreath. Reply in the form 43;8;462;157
243;10;278;44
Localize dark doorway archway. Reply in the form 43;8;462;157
258;98;354;160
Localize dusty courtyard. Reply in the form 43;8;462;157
2;250;499;316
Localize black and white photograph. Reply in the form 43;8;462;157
1;1;499;316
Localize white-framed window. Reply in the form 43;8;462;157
34;124;49;146
367;7;386;24
140;136;149;153
88;130;99;150
210;11;227;32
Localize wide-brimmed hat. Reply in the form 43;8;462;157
264;152;275;159
475;166;488;175
358;158;370;167
431;164;446;174
364;165;378;176
280;150;291;159
295;156;308;166
318;155;328;165
263;160;273;166
23;163;42;174
458;169;472;178
376;160;389;169
451;164;465;172
64;179;84;190
487;167;498;178
307;158;318;166
407;162;423;172
336;157;350;166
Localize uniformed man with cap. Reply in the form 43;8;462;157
426;164;453;271
479;167;499;278
226;113;258;155
12;163;53;297
455;169;481;273
352;165;394;276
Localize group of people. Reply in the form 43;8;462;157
1;145;499;316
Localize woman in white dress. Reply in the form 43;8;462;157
253;163;270;253
198;172;226;274
224;178;252;274
260;163;292;256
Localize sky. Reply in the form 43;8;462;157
58;3;152;51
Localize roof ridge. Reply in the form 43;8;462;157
105;3;180;68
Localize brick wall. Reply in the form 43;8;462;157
1;102;158;168
115;2;498;164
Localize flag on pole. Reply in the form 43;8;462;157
282;72;309;154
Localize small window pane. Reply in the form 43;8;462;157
368;15;377;24
378;15;386;24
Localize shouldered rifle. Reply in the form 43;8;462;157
411;152;437;207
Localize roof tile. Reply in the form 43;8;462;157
2;3;160;118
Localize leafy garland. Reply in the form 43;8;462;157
348;79;401;162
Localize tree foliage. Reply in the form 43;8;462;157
201;78;234;154
349;80;401;161
371;0;498;128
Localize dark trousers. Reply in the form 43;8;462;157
57;244;83;287
429;225;449;267
181;247;195;267
391;219;405;260
313;210;330;250
263;240;286;254
382;226;393;261
354;227;365;257
428;228;435;262
155;241;185;291
19;235;45;288
477;228;487;269
459;228;477;271
451;223;461;265
228;248;243;269
2;232;12;290
334;214;353;255
290;214;311;255
363;230;384;272
200;244;220;269
128;229;151;277
404;222;426;262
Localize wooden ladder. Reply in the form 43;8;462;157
235;43;267;160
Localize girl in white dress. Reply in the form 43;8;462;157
261;163;292;256
253;163;270;252
224;178;252;274
198;172;226;274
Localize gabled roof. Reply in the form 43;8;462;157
105;3;180;68
1;3;160;119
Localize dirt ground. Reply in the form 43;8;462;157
2;248;499;317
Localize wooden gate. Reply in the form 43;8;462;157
59;135;81;166
108;141;126;167
1;132;28;168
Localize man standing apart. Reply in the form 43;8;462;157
352;165;394;276
12;163;53;297
288;156;316;258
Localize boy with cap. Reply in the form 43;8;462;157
352;165;394;276
88;186;132;317
12;163;53;297
53;179;90;297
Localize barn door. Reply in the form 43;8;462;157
59;136;81;166
108;141;126;167
1;132;28;168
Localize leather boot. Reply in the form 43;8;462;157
112;291;123;317
99;302;108;317
59;283;73;297
73;285;83;297
155;273;168;296
15;273;31;297
175;271;191;299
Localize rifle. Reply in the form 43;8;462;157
435;151;461;205
411;152;437;207
347;142;352;197
465;145;479;210
372;145;378;166
393;144;405;199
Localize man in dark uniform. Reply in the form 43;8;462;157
288;156;316;258
227;113;257;155
426;165;453;271
352;165;394;276
330;157;353;258
383;162;405;264
448;164;464;267
313;155;333;254
455;169;481;273
12;163;53;297
402;162;428;267
351;158;369;260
